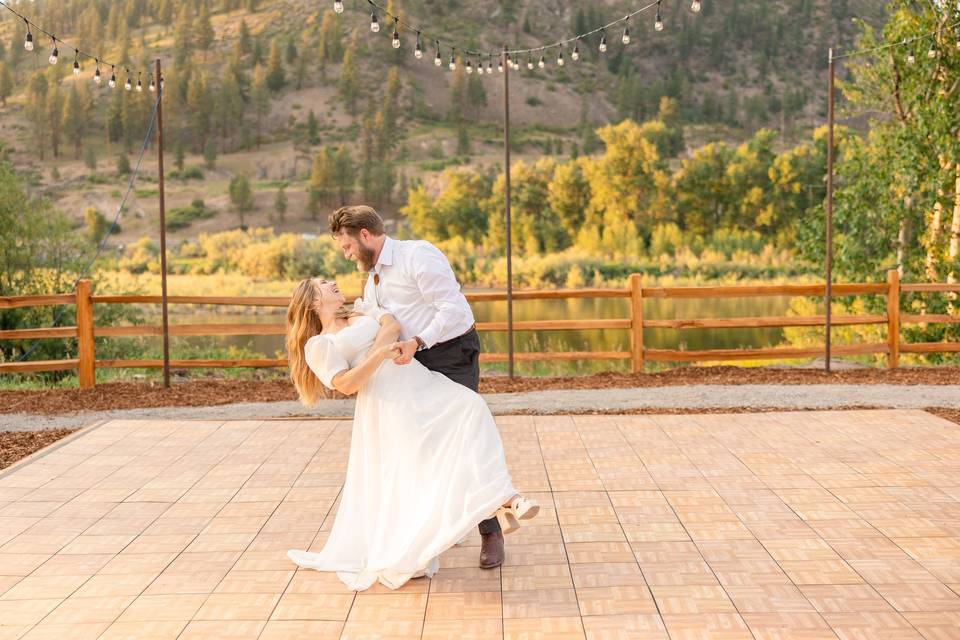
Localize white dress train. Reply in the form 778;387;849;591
287;315;517;591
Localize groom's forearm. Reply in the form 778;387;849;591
370;315;401;352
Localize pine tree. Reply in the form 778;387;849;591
46;82;64;157
285;35;298;64
116;154;131;175
196;4;215;59
62;85;87;159
84;147;97;173
274;183;288;223
266;39;285;91
448;58;466;123
238;19;252;55
173;5;193;67
333;146;355;205
203;138;217;169
306;110;320;145
229;174;254;227
174;140;185;171
338;38;359;112
466;71;487;120
250;64;270;148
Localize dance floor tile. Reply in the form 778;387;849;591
1;410;957;639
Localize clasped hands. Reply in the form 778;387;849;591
379;339;418;366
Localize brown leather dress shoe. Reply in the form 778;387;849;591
479;530;505;569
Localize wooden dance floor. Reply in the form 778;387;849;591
1;410;959;639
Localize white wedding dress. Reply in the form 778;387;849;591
287;314;518;591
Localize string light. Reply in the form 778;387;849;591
434;40;442;66
392;17;400;48
466;56;472;73
527;52;533;69
94;60;102;84
497;56;504;73
538;49;545;68
370;9;379;33
23;19;33;51
124;69;132;91
414;32;423;59
571;38;580;61
449;47;456;70
149;73;156;92
599;29;608;53
333;0;344;13
557;45;564;66
927;45;937;58
691;0;701;12
136;71;143;92
655;1;664;32
109;65;117;89
622;16;631;45
72;49;80;76
487;54;494;74
48;36;58;64
907;50;915;64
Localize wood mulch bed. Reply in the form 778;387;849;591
0;428;77;471
0;366;958;415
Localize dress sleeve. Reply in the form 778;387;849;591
304;336;350;390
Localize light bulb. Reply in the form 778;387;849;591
599;34;607;53
623;17;631;44
125;75;132;90
655;15;664;31
149;76;155;92
927;46;936;58
392;31;400;48
73;60;80;76
109;70;117;88
434;49;442;66
466;59;472;73
527;54;534;70
370;12;379;33
49;39;59;65
691;0;701;12
538;52;545;68
333;0;343;13
487;58;493;73
449;50;456;70
136;74;143;91
572;41;580;61
94;66;102;84
498;59;503;72
907;52;915;64
415;35;423;58
24;29;33;52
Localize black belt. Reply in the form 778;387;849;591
428;324;477;349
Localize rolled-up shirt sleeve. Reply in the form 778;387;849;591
411;244;468;348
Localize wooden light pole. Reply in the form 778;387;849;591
502;47;514;378
825;47;835;373
156;58;171;388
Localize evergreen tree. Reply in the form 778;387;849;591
250;65;270;148
266;39;285;91
203;138;217;169
196;4;215;59
229;174;254;227
173;5;193;67
306;109;320;145
274;183;288;223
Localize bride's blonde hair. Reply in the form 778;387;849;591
286;278;356;405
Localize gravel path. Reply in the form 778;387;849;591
2;384;960;432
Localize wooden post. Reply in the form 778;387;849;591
502;46;514;378
76;279;95;389
629;273;644;374
156;58;171;388
825;47;835;373
886;268;900;369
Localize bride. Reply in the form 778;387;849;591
284;277;538;591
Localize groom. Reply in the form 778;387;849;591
329;205;505;569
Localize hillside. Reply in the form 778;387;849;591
0;0;887;246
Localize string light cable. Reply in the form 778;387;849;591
0;0;158;88
360;0;701;69
833;17;960;59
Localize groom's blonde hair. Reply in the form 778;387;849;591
330;205;385;237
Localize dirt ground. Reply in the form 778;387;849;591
1;366;958;416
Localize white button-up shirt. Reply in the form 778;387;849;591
357;236;475;348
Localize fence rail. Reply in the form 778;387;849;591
2;271;959;388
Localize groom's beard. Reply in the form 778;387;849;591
357;245;376;272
